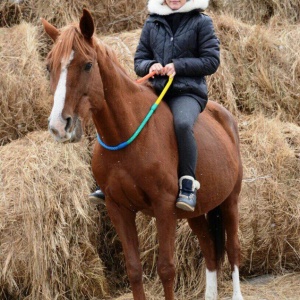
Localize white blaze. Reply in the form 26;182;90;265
49;50;74;137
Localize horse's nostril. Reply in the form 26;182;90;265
65;117;72;131
50;127;59;136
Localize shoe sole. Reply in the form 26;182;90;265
176;202;195;212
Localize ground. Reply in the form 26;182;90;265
110;273;300;300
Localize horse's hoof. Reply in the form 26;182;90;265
232;293;243;300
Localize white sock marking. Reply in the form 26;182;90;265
232;265;243;300
205;268;218;300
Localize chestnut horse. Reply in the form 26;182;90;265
42;9;243;300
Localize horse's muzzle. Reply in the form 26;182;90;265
48;116;83;143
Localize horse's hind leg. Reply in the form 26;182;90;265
221;190;243;300
188;216;218;300
106;199;146;300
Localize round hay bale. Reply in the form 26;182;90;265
0;22;51;145
0;0;148;34
209;0;300;25
0;131;107;299
0;0;25;27
208;13;300;124
239;115;300;275
100;29;142;79
116;29;141;57
100;34;137;80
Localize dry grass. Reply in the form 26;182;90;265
100;29;141;79
239;115;300;275
0;131;107;300
207;13;300;124
0;0;148;34
0;2;300;300
209;0;300;25
112;273;300;299
3;0;300;30
0;22;51;145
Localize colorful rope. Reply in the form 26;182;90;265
97;75;174;150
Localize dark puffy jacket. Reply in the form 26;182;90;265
134;10;220;109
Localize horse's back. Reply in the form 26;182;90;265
204;101;240;147
197;100;240;158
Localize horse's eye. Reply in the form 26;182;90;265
84;62;93;71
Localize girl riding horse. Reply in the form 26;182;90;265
42;7;243;300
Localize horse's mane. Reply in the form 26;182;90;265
47;24;94;75
96;40;124;70
47;23;127;77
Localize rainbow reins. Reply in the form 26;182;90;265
97;73;174;150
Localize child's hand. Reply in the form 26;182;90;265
149;63;164;76
162;63;176;77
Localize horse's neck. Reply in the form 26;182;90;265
93;45;152;145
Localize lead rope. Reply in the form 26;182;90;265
97;73;174;150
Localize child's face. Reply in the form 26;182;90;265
165;0;187;11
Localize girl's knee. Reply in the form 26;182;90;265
174;120;193;133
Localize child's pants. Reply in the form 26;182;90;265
166;95;202;179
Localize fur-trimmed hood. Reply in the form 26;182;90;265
148;0;209;15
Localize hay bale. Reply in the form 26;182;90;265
209;0;300;25
0;0;25;27
207;13;300;124
100;34;137;80
0;22;51;145
0;0;148;34
0;131;107;299
116;29;141;56
239;115;300;275
100;29;141;79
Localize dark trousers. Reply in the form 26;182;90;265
165;95;202;179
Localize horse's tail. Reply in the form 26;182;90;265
207;205;225;269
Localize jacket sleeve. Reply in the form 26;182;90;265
172;15;220;77
134;21;157;77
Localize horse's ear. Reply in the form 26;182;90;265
79;9;94;40
41;18;59;42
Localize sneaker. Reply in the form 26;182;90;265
176;176;200;212
89;188;105;205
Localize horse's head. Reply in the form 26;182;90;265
42;9;104;142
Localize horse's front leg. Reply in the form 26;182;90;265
153;201;177;300
106;199;146;300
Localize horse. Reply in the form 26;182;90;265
42;9;244;300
